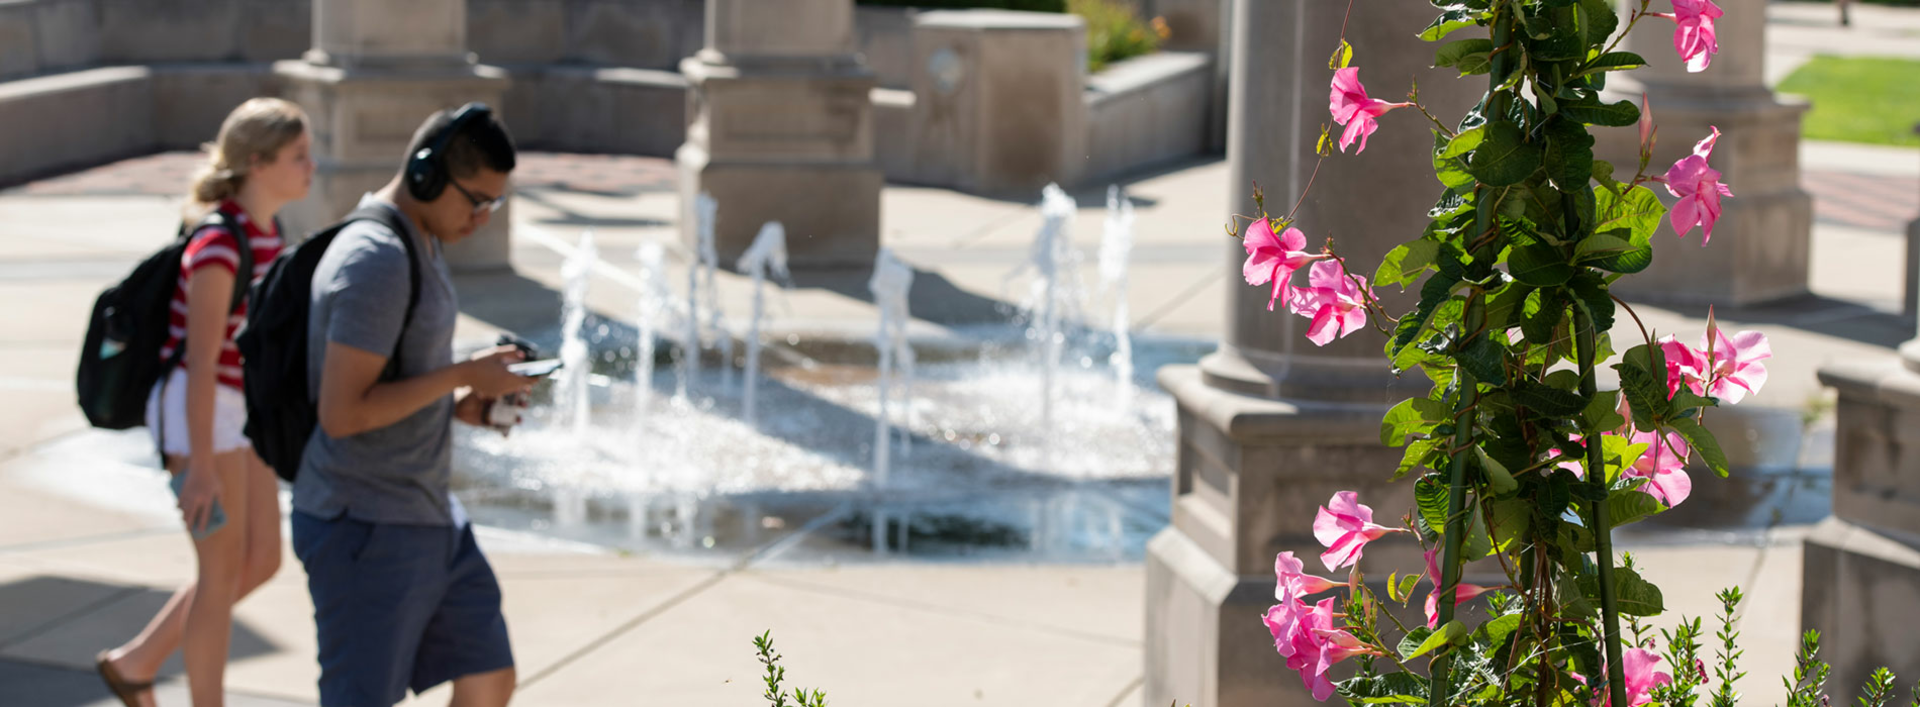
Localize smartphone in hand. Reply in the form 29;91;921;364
168;472;227;539
507;359;564;378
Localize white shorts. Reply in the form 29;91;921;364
146;368;251;457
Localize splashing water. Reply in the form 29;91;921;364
1018;184;1080;463
679;193;717;402
633;243;668;438
1099;185;1136;407
695;200;734;394
737;222;788;425
870;248;916;490
559;230;598;438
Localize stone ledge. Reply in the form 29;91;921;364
913;9;1085;31
1158;364;1390;444
1085;51;1211;105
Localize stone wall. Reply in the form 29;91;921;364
1084;51;1210;182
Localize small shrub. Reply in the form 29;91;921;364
1069;0;1166;73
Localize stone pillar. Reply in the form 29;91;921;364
677;0;881;269
1143;1;1479;705
1600;0;1812;306
1806;326;1920;707
276;0;511;271
906;11;1087;197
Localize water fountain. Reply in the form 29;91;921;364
695;200;735;394
869;247;915;553
679;193;717;401
1099;185;1135;407
1022;183;1079;457
558;229;597;438
633;243;668;434
737;222;789;424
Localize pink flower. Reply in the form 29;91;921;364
1275;551;1343;602
1263;597;1309;659
1422;548;1493;628
1621;647;1675;707
1547;435;1587;478
1313;491;1398;571
1662;127;1734;244
1242;220;1324;311
1288;260;1370;347
1329;67;1411;154
1625;428;1692;507
1290;597;1367;701
1659;326;1770;404
1668;0;1724;73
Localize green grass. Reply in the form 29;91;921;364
1776;56;1920;147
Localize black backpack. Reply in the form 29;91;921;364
77;211;255;433
239;205;419;482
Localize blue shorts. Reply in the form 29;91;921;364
292;511;514;707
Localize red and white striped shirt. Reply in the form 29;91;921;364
158;201;282;390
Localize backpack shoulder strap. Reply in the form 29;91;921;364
186;209;254;316
340;205;422;381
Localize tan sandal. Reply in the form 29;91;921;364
94;651;152;707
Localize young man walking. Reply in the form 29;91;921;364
295;103;532;707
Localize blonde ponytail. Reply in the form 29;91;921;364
182;97;309;224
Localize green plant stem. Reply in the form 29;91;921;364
1427;5;1515;705
1577;308;1629;707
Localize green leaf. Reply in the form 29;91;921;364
1396;573;1423;604
1560;97;1642;127
1580;390;1627;432
1522;7;1585;61
1616;364;1672;428
1600;435;1649;485
1608;488;1665;526
1508;236;1575;287
1420;5;1482;41
1387;571;1405;602
1482;282;1532;332
1398;627;1435;659
1581;52;1649;75
1391;266;1463;357
1329;39;1354;69
1568;271;1616;334
1544;117;1596;194
1669;417;1733;478
1343;673;1431;704
1613;566;1666;616
1459;336;1508;386
1466;122;1544;187
1587;228;1652;274
1521;288;1566;344
1434;130;1478;189
1574;233;1635;259
1405;620;1470;658
1377;239;1441;288
1476;447;1518;494
1382;397;1452;446
1579;0;1619;46
1416;475;1450;533
1482;613;1524;647
1594;185;1666;244
1440;125;1487;159
1514;383;1589;416
1434;38;1495;76
1397;438;1441;481
1488;497;1530;552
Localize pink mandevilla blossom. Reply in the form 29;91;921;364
1313;491;1399;571
1263;598;1309;659
1422;548;1493;628
1274;550;1343;602
1621;647;1675;707
1288;597;1368;701
1242;219;1324;311
1289;260;1370;347
1659;326;1770;404
1662;127;1734;244
1625;428;1692;507
1666;0;1724;73
1329;67;1411;154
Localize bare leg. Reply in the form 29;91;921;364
448;667;516;707
181;449;253;707
236;450;282;596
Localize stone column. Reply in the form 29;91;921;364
276;0;511;271
1143;1;1479;705
907;11;1087;197
677;0;881;269
1806;320;1920;707
1600;0;1812;306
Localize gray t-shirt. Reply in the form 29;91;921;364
293;196;461;526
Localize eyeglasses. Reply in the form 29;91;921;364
448;178;507;216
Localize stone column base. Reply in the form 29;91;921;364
676;143;881;269
1802;517;1920;707
276;59;513;272
1147;526;1305;707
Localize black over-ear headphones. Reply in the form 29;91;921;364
405;102;492;202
